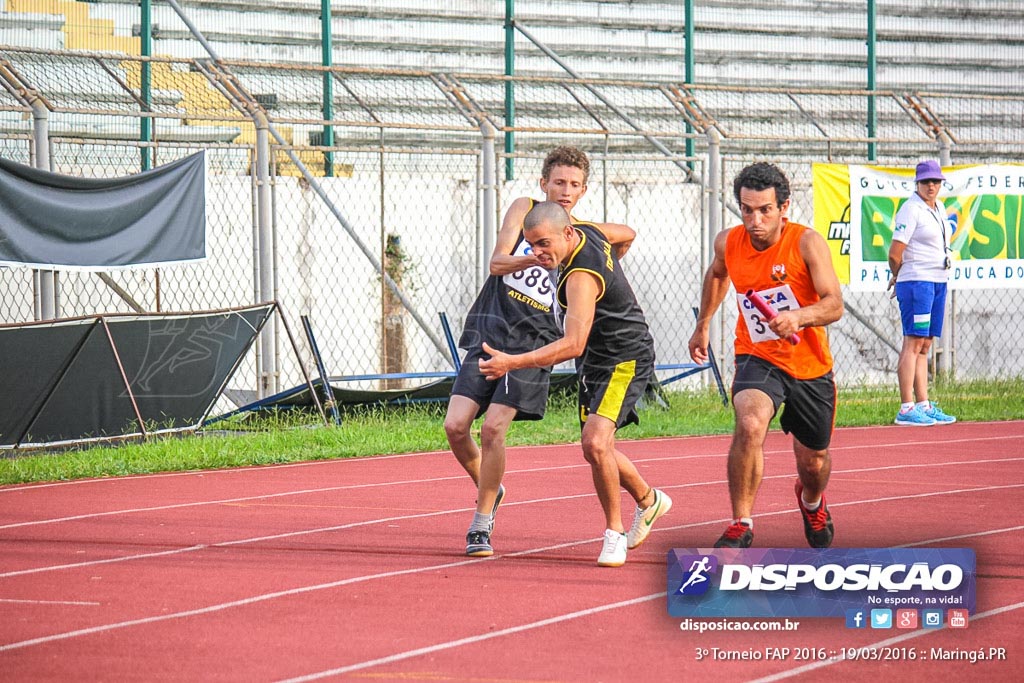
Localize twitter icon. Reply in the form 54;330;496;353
870;609;893;629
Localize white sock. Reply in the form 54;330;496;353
801;495;821;511
469;512;491;533
900;402;914;412
739;517;753;529
916;400;930;410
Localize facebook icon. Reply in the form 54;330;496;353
845;609;866;629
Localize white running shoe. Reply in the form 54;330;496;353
626;489;673;549
597;529;627;567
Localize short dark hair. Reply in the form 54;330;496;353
542;146;590;183
733;162;791;206
523;200;570;231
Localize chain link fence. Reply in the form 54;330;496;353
1;46;1023;411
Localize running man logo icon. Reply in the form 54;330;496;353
676;555;718;596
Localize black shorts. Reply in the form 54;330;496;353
450;347;551;421
732;354;837;450
578;355;654;430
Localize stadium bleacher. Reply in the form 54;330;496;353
1;0;1019;160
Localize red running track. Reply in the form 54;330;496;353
1;420;1022;682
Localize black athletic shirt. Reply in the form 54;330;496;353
458;200;561;354
556;222;654;368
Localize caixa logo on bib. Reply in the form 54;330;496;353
667;548;975;618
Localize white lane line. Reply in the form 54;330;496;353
1;497;1021;654
276;593;666;683
3;472;1022;579
0;598;100;606
1;425;1018;494
0;440;590;493
3;447;1021;531
903;525;1024;547
280;521;1024;683
747;600;1024;683
0;552;516;653
0;546;209;579
0;455;721;531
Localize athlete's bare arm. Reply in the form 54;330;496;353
594;222;636;259
688;229;732;364
489;197;542;276
768;229;844;339
479;271;600;379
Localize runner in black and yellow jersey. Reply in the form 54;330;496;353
479;201;671;567
445;147;638;558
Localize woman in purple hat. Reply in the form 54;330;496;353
887;160;957;426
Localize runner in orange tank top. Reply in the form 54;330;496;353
688;162;844;550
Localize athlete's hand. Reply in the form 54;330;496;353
768;310;801;340
688;329;709;364
479;342;512;380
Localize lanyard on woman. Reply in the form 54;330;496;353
927;203;952;269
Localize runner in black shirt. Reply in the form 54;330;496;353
445;147;636;558
479;201;672;567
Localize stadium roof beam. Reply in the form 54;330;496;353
510;18;694;180
898;92;958;145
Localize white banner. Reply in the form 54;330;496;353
848;163;1024;291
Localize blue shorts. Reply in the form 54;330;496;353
895;280;947;338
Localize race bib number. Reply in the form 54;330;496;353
737;284;801;343
503;241;555;308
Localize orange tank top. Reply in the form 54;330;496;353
724;221;833;379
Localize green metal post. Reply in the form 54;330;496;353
867;0;877;162
140;0;152;170
684;0;694;166
504;0;515;180
322;0;335;177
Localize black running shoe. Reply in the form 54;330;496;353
714;521;753;548
795;481;834;548
466;530;493;557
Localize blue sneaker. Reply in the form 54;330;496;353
894;406;936;426
466;530;493;556
923;402;956;424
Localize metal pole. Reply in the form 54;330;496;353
321;0;335;177
867;0;877;162
504;0;515;181
938;133;953;378
254;111;277;396
476;152;485;292
706;127;722;358
30;95;56;320
250;150;262;395
684;0;695;168
164;0;225;62
140;0;153;171
163;0;448;358
480;121;497;287
513;21;692;177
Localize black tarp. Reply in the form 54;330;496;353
212;371;580;421
0;152;206;269
0;305;272;450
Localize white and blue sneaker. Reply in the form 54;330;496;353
894;406;936;426
466;530;493;557
923;401;956;424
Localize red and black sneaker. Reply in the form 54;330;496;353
714;520;753;548
795;481;834;548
